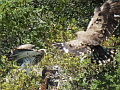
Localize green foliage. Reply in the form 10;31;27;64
0;0;120;90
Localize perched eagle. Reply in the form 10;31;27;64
40;65;66;90
53;0;120;64
8;44;46;75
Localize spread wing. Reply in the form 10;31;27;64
84;0;120;41
53;0;120;64
9;49;44;61
16;44;35;49
8;44;46;61
72;0;120;47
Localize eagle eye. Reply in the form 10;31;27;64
98;13;101;16
69;44;72;47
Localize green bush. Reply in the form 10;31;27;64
0;0;120;90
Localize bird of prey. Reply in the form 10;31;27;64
40;65;67;90
53;0;120;65
8;44;46;75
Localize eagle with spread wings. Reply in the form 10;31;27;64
53;0;120;65
8;44;46;75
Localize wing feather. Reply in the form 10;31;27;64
53;0;120;64
16;44;35;49
9;50;43;61
8;44;46;61
72;0;120;45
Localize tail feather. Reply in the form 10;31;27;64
91;45;117;65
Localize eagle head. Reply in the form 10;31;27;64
37;49;46;54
